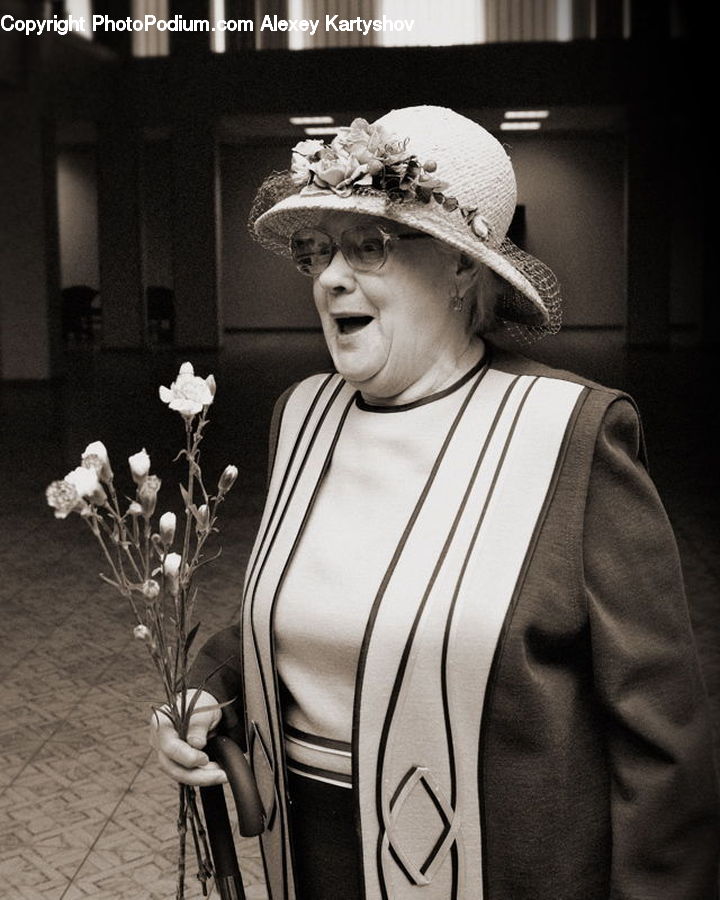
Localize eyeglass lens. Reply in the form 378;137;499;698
290;225;389;276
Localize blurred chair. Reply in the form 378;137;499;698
61;285;100;343
146;286;175;344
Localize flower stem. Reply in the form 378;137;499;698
187;790;213;896
84;517;143;618
143;517;151;582
106;484;144;580
176;784;188;900
178;419;196;701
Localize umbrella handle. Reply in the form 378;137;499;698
199;735;265;900
207;735;265;837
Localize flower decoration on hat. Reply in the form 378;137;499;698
290;118;492;243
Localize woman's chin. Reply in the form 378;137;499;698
329;346;385;388
334;362;382;388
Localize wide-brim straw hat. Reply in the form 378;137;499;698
250;105;561;342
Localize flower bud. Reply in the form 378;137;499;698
195;504;210;532
64;466;106;505
159;512;176;546
128;448;151;485
218;464;238;494
163;552;182;596
471;215;490;241
142;579;160;600
82;454;104;477
423;159;437;173
206;374;217;397
134;624;152;642
138;474;161;518
82;441;113;482
65;465;98;498
127;501;143;516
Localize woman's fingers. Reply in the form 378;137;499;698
154;724;210;769
185;710;215;750
156;750;228;786
182;690;223;748
149;691;228;785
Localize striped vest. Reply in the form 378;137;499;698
241;364;586;899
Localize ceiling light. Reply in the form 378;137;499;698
289;116;335;125
500;122;542;131
304;126;341;136
504;110;549;120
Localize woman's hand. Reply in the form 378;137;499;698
149;689;228;786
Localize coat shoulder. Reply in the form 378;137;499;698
488;345;621;397
488;345;648;468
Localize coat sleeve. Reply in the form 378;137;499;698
189;623;246;748
583;397;720;899
188;382;299;750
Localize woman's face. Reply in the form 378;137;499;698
310;213;476;403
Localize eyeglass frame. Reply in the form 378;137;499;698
288;224;431;277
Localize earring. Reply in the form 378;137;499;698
450;285;465;312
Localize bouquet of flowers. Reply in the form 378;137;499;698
45;362;237;899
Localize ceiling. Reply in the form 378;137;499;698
56;105;626;146
215;106;627;143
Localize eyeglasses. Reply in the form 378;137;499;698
289;224;429;277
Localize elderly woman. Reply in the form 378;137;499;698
151;106;719;899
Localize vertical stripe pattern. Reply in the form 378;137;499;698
242;368;585;898
354;372;585;899
242;374;355;900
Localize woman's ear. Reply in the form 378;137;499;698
456;253;481;292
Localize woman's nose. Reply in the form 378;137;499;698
316;246;356;294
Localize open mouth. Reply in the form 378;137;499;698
336;315;374;335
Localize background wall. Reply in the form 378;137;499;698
57;146;99;289
220;142;317;329
669;125;703;328
130;141;320;330
0;95;60;380
142;139;174;290
57;139;184;298
509;133;625;327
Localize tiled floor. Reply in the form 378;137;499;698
0;331;718;898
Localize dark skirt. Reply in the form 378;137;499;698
286;770;363;899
